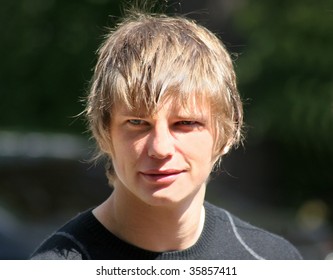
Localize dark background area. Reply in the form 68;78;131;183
0;0;332;259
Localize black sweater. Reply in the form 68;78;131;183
30;202;302;260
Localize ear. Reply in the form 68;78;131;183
221;142;232;155
211;142;232;169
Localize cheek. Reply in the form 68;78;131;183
112;137;147;170
113;129;145;153
182;132;215;166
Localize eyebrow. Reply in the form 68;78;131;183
117;111;150;119
115;106;150;117
171;106;209;119
172;113;208;120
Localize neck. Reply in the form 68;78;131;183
93;185;206;252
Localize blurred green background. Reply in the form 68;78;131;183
0;0;332;259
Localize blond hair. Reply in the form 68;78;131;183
86;10;243;182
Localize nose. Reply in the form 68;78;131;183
147;122;175;159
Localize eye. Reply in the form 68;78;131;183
177;121;198;126
127;119;150;128
128;119;145;125
174;120;204;131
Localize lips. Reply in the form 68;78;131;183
139;169;185;184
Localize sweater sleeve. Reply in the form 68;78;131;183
30;232;89;260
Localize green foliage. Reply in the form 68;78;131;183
233;0;333;206
0;0;122;133
234;0;333;152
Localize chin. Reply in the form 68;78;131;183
142;186;195;208
143;193;182;207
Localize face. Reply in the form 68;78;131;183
109;98;217;207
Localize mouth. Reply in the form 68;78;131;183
139;169;185;184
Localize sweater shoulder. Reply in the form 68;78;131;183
30;210;94;260
206;202;302;260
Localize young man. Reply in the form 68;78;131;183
31;8;302;260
